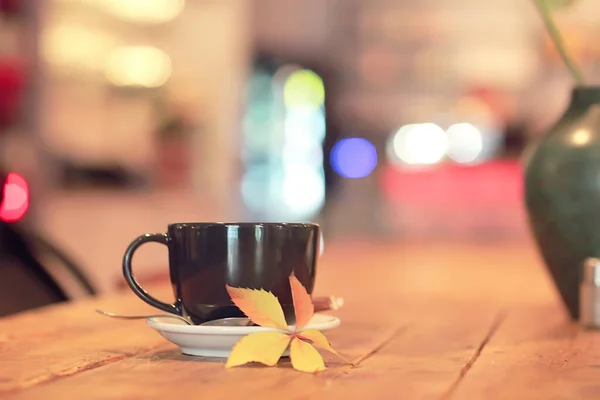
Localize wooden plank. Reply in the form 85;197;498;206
0;286;176;394
1;302;501;400
452;300;600;400
0;304;396;399
0;241;565;398
267;306;504;400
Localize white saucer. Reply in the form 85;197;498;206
147;314;341;358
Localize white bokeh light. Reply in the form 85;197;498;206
282;166;325;218
446;123;484;164
284;106;326;144
282;142;323;170
391;123;448;165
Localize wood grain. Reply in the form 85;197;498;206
1;240;598;399
0;286;176;394
452;303;600;400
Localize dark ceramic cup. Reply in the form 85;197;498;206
122;222;320;325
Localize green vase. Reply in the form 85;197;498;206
524;86;600;319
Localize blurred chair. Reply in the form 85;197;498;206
0;170;97;317
0;221;98;317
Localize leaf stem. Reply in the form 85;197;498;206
533;0;585;85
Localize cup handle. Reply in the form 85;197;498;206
122;233;181;315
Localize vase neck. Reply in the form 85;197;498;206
570;87;600;109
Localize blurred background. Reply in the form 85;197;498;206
0;0;598;310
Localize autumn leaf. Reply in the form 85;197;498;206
225;285;289;331
226;332;291;368
298;329;355;366
289;276;353;365
289;337;326;373
290;274;314;330
225;275;351;373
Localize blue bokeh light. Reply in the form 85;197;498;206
330;138;378;179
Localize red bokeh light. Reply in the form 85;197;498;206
0;172;29;222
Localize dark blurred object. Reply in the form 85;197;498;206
317;61;343;203
0;222;67;316
580;257;600;328
502;120;528;158
0;0;21;17
0;168;97;317
0;59;25;129
153;94;194;189
56;158;147;189
525;86;600;320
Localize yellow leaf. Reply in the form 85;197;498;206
289;336;326;373
289;275;314;331
225;285;289;331
298;329;355;366
226;331;291;368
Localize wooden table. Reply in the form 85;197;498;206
1;240;599;399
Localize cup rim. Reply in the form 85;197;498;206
167;222;319;229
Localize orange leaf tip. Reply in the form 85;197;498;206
289;275;314;331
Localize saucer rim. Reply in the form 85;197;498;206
146;313;340;335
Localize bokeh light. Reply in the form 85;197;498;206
446;123;484;164
389;123;448;165
284;106;326;143
282;166;326;217
42;25;117;72
100;0;185;24
240;165;275;214
570;128;592;147
105;46;172;88
283;69;325;108
242;102;273;155
240;64;327;220
282;143;324;169
0;172;29;223
241;164;325;220
330;138;378;179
